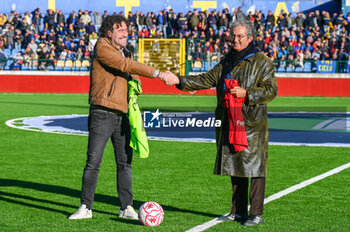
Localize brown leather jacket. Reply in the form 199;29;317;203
89;37;156;113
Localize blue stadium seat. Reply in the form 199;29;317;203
277;67;286;72
192;67;201;72
63;66;72;71
4;49;11;58
203;61;209;71
210;62;218;69
304;62;312;72
294;66;303;73
11;49;19;56
286;67;294;72
21;65;29;70
80;67;88;71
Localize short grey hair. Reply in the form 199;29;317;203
229;13;256;40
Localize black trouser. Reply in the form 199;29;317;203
230;177;266;216
81;106;133;209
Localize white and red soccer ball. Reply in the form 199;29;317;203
138;201;164;226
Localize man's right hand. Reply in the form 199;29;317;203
159;71;180;86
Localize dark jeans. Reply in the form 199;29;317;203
81;106;133;209
231;177;266;216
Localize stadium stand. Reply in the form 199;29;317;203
0;7;349;73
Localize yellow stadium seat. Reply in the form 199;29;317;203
65;60;73;67
193;61;202;69
75;60;82;68
56;60;65;68
82;60;90;67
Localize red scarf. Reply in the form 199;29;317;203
223;79;248;152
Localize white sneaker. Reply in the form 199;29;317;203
119;205;138;220
68;204;92;220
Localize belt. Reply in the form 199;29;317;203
90;105;124;116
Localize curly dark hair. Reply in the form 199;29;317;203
99;15;129;38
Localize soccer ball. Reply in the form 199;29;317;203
138;201;164;226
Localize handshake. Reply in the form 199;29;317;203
158;71;180;86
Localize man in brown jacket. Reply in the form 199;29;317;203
68;15;175;220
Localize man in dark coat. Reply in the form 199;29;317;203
165;13;278;226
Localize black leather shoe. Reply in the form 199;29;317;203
243;215;264;226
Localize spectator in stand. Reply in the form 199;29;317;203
66;49;75;60
265;10;275;30
314;10;322;28
102;10;108;22
47;30;56;44
89;31;98;48
137;11;146;33
92;11;102;32
86;21;96;35
296;12;305;29
0;13;8;30
56;22;66;37
286;13;296;29
66;23;75;37
23;29;33;49
192;45;204;61
157;10;166;38
81;10;92;26
14;29;24;50
59;48;68;60
208;10;218;31
28;39;38;55
75;47;83;60
190;9;200;31
45;9;56;31
67;10;78;27
322;11;332;33
68;42;76;52
6;25;15;49
305;11;316;28
76;19;86;37
345;13;350;33
177;12;188;30
138;26;149;38
77;9;83;20
338;47;348;72
0;49;6;70
276;11;287;30
145;12;153;30
38;45;50;70
23;45;35;67
56;10;65;26
219;13;229;31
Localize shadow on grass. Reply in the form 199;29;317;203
110;217;143;226
0;178;221;218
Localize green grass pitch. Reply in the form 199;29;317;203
0;93;350;231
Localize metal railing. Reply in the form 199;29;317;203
188;59;350;73
0;58;92;71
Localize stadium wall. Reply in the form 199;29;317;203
0;71;350;97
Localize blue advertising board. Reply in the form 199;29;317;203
316;60;336;73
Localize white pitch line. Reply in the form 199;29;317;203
186;161;350;232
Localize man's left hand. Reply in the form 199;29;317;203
229;86;247;98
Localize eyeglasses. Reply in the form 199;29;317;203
232;34;247;40
232;35;247;41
